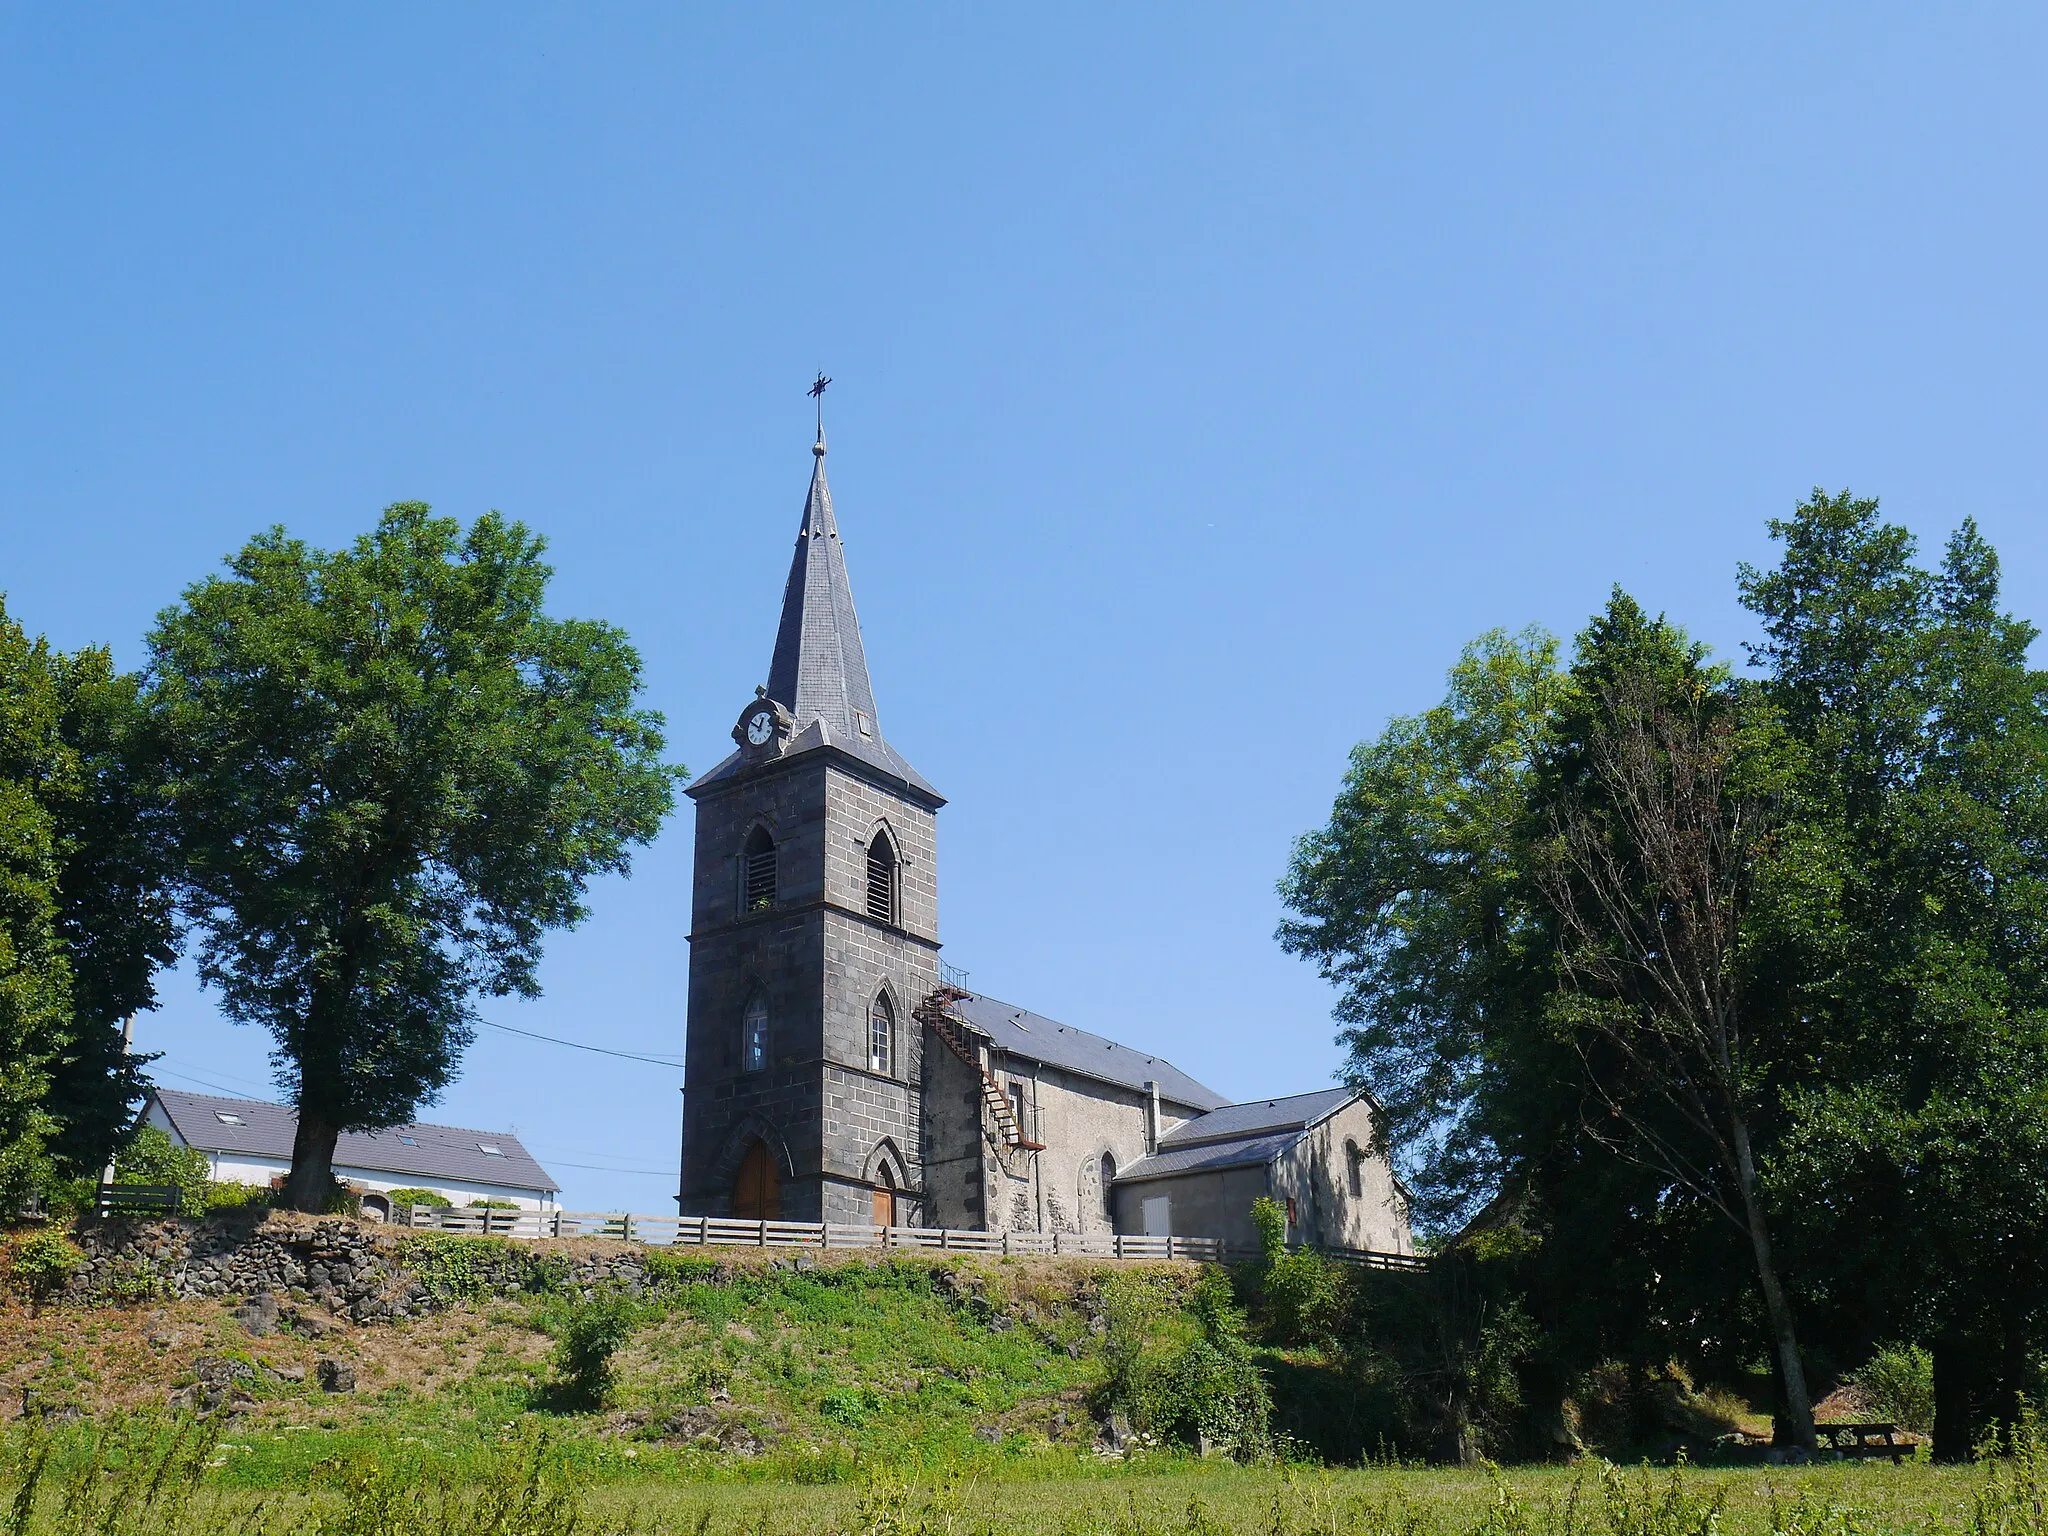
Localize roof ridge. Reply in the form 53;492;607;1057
153;1088;523;1144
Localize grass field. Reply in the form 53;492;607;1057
5;1240;2039;1535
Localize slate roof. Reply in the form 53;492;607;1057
692;430;939;801
948;993;1228;1112
148;1089;559;1194
1115;1087;1366;1185
1113;1129;1303;1183
1157;1087;1358;1150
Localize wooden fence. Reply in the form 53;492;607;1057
394;1205;1426;1271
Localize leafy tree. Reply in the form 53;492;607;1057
1531;591;1817;1448
1744;494;2048;1457
43;647;175;1174
0;601;172;1198
149;504;681;1211
0;601;72;1203
1278;626;1567;1230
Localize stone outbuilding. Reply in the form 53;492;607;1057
1110;1088;1412;1252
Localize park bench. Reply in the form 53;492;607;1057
94;1184;183;1218
1816;1422;1912;1464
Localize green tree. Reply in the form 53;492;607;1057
149;504;681;1211
1531;591;1817;1448
0;600;73;1203
0;601;171;1197
1744;494;2048;1458
43;646;176;1175
1278;626;1567;1230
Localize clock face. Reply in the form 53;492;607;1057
745;708;776;746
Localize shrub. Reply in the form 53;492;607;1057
386;1188;453;1212
642;1247;722;1290
202;1181;271;1214
1250;1196;1288;1265
1852;1343;1935;1434
10;1231;83;1299
1261;1250;1339;1347
468;1198;518;1209
1097;1267;1273;1461
549;1293;643;1410
112;1126;210;1211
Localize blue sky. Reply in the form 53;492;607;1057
4;7;2043;1211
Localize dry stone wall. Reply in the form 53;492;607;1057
60;1215;659;1323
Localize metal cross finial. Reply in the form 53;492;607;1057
808;372;831;438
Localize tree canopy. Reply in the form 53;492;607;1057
149;504;681;1210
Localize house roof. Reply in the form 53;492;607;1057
1115;1088;1366;1185
148;1089;559;1194
1157;1087;1359;1150
948;993;1228;1111
1114;1129;1304;1183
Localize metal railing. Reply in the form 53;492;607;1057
393;1205;1426;1270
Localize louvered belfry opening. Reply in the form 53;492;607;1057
865;832;897;924
742;827;777;912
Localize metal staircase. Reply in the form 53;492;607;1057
916;985;1044;1151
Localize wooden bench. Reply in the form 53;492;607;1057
95;1184;183;1218
1817;1422;1912;1464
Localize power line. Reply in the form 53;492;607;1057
479;1019;684;1068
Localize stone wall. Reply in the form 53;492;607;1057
57;1215;658;1324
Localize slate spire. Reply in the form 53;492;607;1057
764;425;881;739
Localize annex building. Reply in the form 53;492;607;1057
676;426;1411;1254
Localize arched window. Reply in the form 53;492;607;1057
869;993;894;1076
742;993;769;1073
1345;1139;1364;1197
865;830;898;924
1099;1152;1116;1219
742;827;777;914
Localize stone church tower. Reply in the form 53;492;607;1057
677;426;944;1225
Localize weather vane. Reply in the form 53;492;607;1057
808;372;831;436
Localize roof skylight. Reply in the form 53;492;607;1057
477;1143;504;1156
214;1111;244;1125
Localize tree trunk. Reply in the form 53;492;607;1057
1933;1332;1979;1463
1731;1114;1816;1451
283;1108;341;1213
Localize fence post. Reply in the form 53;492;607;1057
1114;1234;1124;1259
758;1219;767;1247
622;1213;634;1244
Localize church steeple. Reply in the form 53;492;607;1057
764;426;881;740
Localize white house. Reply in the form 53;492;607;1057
142;1088;560;1218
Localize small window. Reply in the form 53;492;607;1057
478;1143;504;1157
1099;1152;1116;1218
1345;1139;1364;1198
398;1135;418;1146
742;827;777;913
214;1111;244;1125
869;993;894;1076
742;993;769;1074
865;832;897;924
1007;1081;1028;1132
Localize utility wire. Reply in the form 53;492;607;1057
479;1019;684;1067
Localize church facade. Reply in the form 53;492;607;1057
677;428;1411;1254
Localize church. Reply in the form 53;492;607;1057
676;423;1412;1255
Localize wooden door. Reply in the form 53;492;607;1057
871;1184;895;1229
731;1140;780;1220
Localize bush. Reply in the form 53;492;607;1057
202;1181;271;1214
112;1126;210;1211
1853;1343;1935;1434
548;1293;642;1410
468;1198;518;1209
386;1187;453;1211
1261;1250;1340;1347
10;1231;83;1299
1097;1267;1273;1461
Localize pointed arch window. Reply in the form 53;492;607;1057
742;827;777;913
1345;1139;1364;1198
869;992;894;1076
742;993;769;1074
865;831;897;925
1099;1152;1116;1220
